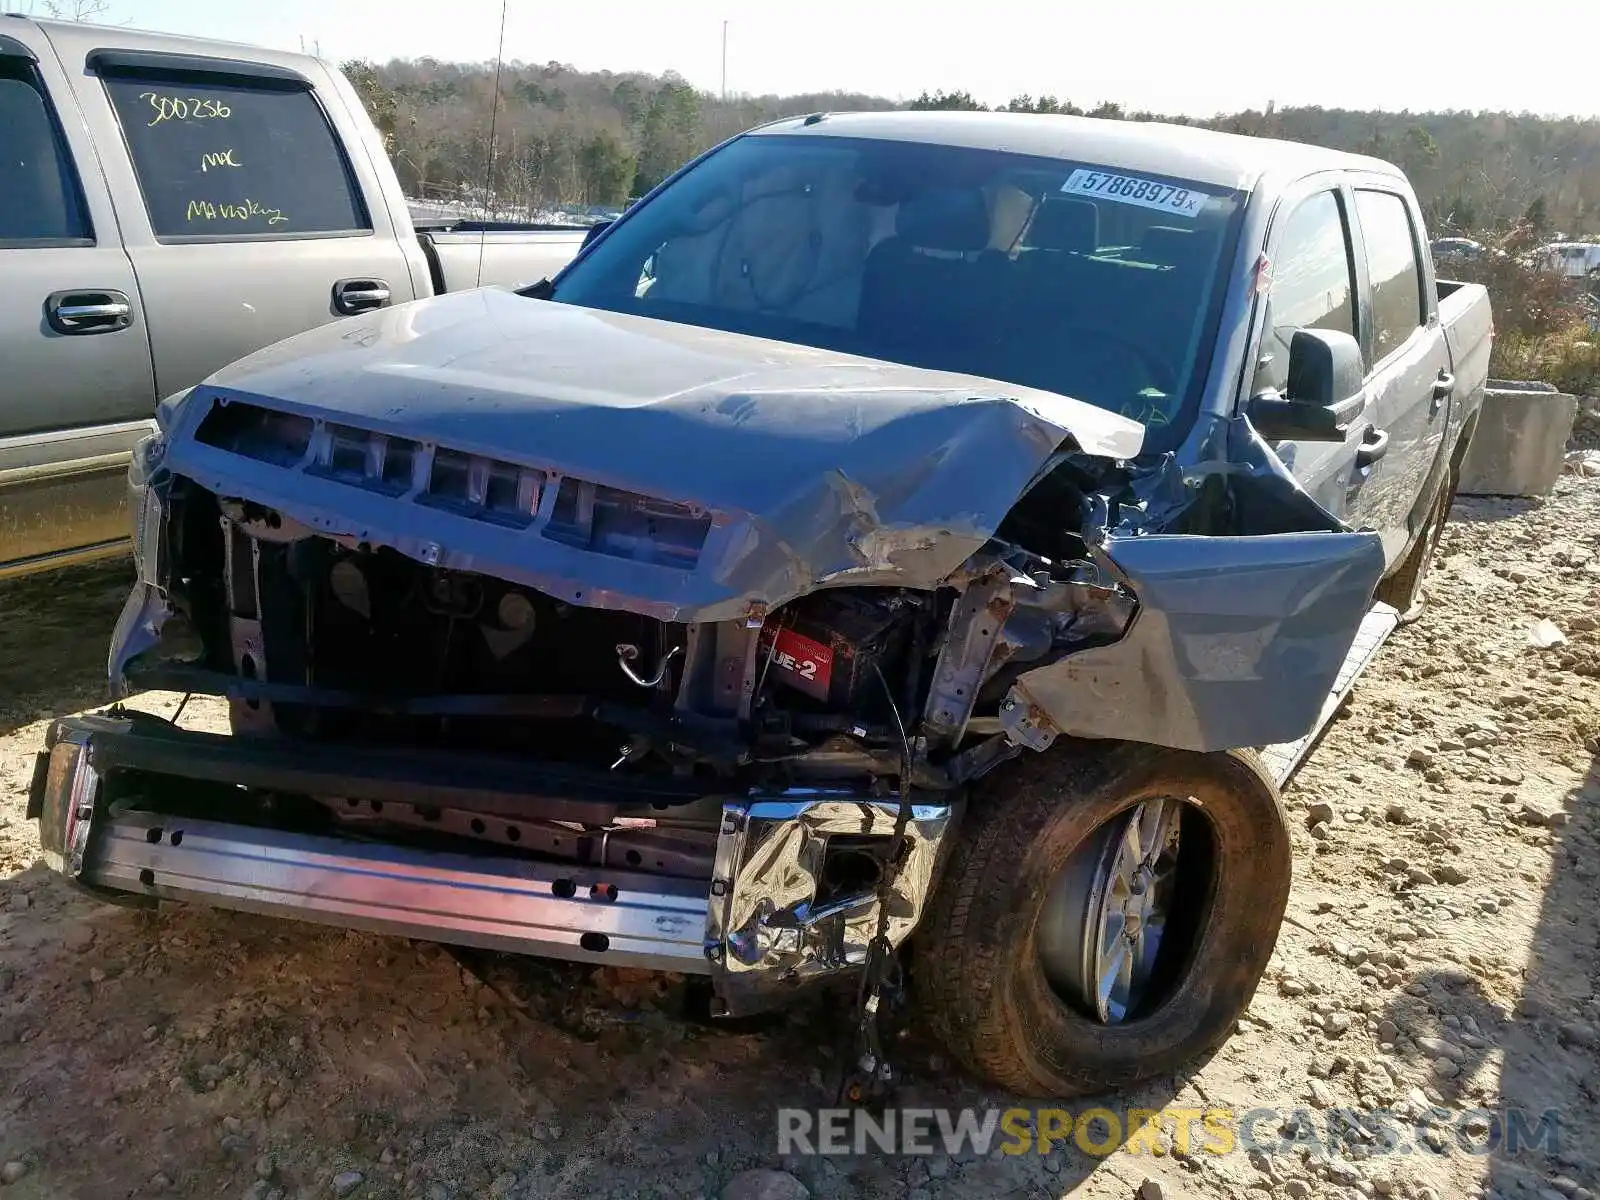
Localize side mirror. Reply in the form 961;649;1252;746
581;220;613;250
1247;328;1367;442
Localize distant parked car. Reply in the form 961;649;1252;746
1531;241;1600;278
1431;236;1486;263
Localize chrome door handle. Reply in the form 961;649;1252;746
45;290;133;335
333;279;391;315
1430;370;1454;416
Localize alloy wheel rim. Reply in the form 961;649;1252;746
1037;797;1184;1023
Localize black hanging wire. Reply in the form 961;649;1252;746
833;663;916;1106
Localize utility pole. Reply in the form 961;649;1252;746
721;20;728;100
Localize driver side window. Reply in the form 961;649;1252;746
1255;190;1357;393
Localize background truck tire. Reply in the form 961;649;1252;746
914;742;1291;1098
1376;464;1457;624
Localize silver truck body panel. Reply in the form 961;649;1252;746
27;19;430;402
424;228;592;293
0;16;585;578
1002;530;1387;753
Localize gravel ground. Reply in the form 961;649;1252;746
0;473;1597;1200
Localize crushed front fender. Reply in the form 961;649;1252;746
1000;530;1386;753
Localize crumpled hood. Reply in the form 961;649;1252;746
164;288;1144;621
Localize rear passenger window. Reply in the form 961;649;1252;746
1355;190;1426;361
1258;191;1355;392
0;60;92;245
102;69;369;240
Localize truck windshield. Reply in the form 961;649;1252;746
549;133;1243;449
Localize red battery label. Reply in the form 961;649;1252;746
760;626;835;701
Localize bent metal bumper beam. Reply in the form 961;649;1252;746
29;718;953;1009
34;720;711;971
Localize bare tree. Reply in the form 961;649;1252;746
29;0;120;22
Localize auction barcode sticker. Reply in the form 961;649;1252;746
1061;169;1208;219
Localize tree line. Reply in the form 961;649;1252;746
341;59;1600;236
342;57;896;216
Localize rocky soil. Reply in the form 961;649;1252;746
1;474;1597;1200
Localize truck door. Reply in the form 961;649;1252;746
1347;185;1453;566
1248;184;1376;525
0;29;156;571
45;31;421;400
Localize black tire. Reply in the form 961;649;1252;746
1375;465;1456;624
914;741;1291;1097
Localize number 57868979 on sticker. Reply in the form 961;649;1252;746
1061;168;1209;218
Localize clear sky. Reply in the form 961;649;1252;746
18;0;1600;119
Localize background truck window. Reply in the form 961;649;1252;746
1355;189;1426;362
1257;189;1356;392
102;72;370;240
0;62;91;245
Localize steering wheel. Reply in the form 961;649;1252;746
1053;324;1179;397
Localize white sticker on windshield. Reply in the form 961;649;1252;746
1061;169;1209;219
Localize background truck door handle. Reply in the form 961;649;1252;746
1430;370;1455;415
1355;426;1390;469
332;279;392;315
44;290;132;336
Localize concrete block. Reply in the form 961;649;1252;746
1456;380;1578;497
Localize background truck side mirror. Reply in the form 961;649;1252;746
1247;328;1367;442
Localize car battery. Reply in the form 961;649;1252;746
758;592;908;709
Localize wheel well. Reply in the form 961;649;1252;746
1450;411;1480;476
1403;410;1477;545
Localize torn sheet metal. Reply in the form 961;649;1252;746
153;289;1143;624
707;791;957;1015
1001;528;1386;753
1110;415;1353;541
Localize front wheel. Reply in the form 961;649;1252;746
914;742;1291;1097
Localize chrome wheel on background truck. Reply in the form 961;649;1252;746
915;743;1292;1097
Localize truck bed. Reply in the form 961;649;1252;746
1437;278;1494;449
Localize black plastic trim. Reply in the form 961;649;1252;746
79;716;713;820
0;34;37;62
26;751;49;821
86;47;310;88
84;722;712;823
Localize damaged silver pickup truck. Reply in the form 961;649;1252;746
29;111;1492;1097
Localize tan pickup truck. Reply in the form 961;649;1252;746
0;15;587;580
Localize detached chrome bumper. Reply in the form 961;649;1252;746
29;716;956;1012
708;796;956;1014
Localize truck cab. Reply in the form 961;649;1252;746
1246;168;1490;581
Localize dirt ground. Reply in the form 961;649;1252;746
1;472;1597;1200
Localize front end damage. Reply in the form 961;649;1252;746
33;337;1384;1021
